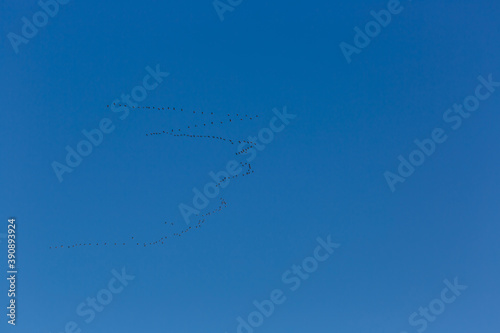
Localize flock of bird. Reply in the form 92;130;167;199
50;197;229;249
109;103;258;128
50;104;259;250
146;131;256;155
213;162;253;187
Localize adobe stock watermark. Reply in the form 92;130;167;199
51;64;169;183
226;235;340;333
178;106;296;225
385;74;499;192
7;0;70;54
50;267;135;333
400;277;467;333
213;0;242;21
339;0;406;64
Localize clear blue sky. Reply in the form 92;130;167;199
1;0;500;332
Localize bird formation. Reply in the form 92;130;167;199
134;103;259;155
147;130;256;155
197;198;228;218
50;104;258;250
235;146;254;156
107;103;258;120
49;196;229;249
213;162;253;188
109;103;258;133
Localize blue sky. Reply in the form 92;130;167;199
1;0;500;332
